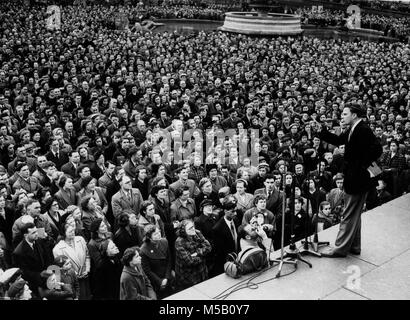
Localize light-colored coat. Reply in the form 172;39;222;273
111;188;143;219
234;192;255;212
53;236;90;278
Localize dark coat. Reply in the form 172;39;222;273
0;207;15;246
194;214;218;243
87;238;122;300
140;239;173;293
306;189;327;215
113;225;144;257
254;188;284;217
152;197;175;248
105;179;122;228
61;162;79;180
133;177;149;200
46;150;69;170
119;265;156;300
284;209;312;245
319;120;382;194
12;239;54;294
90;163;105;180
212;217;240;275
55;188;78;210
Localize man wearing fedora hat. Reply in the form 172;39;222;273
317;103;382;257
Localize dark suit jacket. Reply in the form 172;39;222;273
12;239;54;293
55;188;78;210
254;188;284;217
46;150;69;170
61;162;78;180
319;120;382;194
113;225;144;257
212;217;239;275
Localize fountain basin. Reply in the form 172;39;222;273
218;12;303;35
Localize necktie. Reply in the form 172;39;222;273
268;190;272;198
230;221;237;249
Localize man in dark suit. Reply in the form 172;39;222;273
318;103;382;257
254;174;283;218
212;195;240;275
61;150;80;180
221;108;240;130
12;222;54;297
46;138;69;170
309;159;333;193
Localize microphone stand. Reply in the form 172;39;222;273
299;171;329;256
272;170;310;278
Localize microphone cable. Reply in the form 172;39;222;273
212;261;298;300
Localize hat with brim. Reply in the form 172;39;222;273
258;163;270;170
200;199;214;209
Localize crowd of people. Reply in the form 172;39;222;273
327;0;410;14
143;5;228;20
0;0;410;300
297;7;410;41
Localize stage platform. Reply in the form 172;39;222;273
166;193;410;300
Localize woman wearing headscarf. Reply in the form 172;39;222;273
140;224;175;299
119;246;157;300
174;219;211;291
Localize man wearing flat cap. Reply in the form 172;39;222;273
317;103;382;257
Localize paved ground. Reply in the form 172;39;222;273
167;193;410;300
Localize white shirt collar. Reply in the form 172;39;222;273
349;119;362;137
224;216;234;228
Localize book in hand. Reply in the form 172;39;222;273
367;162;382;178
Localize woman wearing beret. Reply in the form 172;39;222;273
119;246;157;300
140;224;175;299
